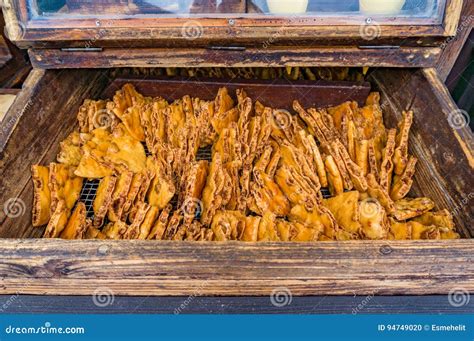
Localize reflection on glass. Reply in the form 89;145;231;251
32;0;440;18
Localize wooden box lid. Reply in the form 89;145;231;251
1;0;464;68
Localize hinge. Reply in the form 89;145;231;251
358;45;400;50
208;46;246;51
60;47;103;52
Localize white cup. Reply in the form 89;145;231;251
266;0;309;14
359;0;406;15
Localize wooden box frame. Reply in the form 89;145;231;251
1;0;465;69
0;0;472;299
0;67;472;296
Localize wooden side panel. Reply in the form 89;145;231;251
369;68;474;238
0;239;472;296
28;47;443;69
0;35;12;67
436;0;473;80
0;69;110;238
103;77;371;110
0;69;44;150
0;13;31;88
443;0;464;36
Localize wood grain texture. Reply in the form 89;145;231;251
1;295;473;314
443;0;464;36
12;22;447;49
0;69;110;238
28;47;443;69
369;68;474;238
103;77;371;110
0;69;44;151
0;239;472;296
436;0;473;80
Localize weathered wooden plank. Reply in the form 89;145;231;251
369;68;474;238
14;23;447;48
28;47;443;69
0;69;44;151
436;0;473;80
443;0;464;36
0;239;472;296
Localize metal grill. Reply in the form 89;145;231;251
321;188;331;199
197;145;212;161
79;179;100;218
143;144;151;156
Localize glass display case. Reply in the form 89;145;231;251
30;0;444;23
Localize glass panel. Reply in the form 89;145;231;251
30;0;444;22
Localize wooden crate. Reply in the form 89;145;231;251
0;0;472;297
0;67;472;296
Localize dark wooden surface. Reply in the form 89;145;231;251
0;239;472;296
103;77;371;110
446;30;473;121
0;295;472;314
28;47;443;69
0;13;31;88
0;36;12;67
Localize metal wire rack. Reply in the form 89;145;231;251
79;179;100;218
